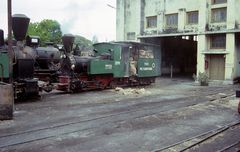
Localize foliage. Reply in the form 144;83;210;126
27;19;62;46
193;72;209;86
74;35;93;51
27;19;92;50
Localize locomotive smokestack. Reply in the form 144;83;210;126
12;14;30;41
0;29;4;46
62;34;75;53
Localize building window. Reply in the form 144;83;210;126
210;34;226;49
166;14;178;28
212;0;227;4
146;16;157;28
211;8;227;23
127;32;136;40
187;11;199;25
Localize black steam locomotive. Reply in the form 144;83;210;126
29;38;61;83
0;14;62;99
11;14;39;99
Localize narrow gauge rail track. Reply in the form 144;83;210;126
18;85;234;111
218;141;240;152
0;86;235;149
154;121;240;152
0;97;207;148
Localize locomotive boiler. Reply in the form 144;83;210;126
30;39;61;82
60;34;94;74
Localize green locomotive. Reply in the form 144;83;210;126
58;37;161;91
91;42;161;86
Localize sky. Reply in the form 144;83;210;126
0;0;116;42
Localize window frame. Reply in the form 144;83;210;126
127;32;136;40
146;16;157;28
212;0;227;5
187;11;199;25
211;7;227;23
165;13;178;28
210;34;226;49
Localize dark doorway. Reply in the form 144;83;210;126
161;36;197;78
140;36;197;78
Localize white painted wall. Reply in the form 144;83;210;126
116;0;240;80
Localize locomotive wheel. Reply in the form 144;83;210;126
70;83;76;91
99;82;105;90
43;86;53;93
109;81;117;89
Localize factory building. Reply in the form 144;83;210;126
116;0;240;82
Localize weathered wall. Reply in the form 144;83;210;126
117;0;143;41
116;0;125;40
116;0;240;81
236;0;240;29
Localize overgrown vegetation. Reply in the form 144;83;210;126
27;19;92;50
74;35;93;51
27;19;62;46
193;72;209;86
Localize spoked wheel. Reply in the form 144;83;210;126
98;82;107;90
109;81;117;89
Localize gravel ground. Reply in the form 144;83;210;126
0;77;239;152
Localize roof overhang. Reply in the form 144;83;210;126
138;29;240;38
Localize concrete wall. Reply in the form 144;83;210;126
116;0;125;40
117;0;240;37
124;0;140;38
116;0;143;41
236;1;240;29
116;0;240;81
225;33;235;80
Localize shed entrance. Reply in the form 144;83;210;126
141;36;197;78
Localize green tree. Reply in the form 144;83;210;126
27;19;62;45
74;35;93;51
